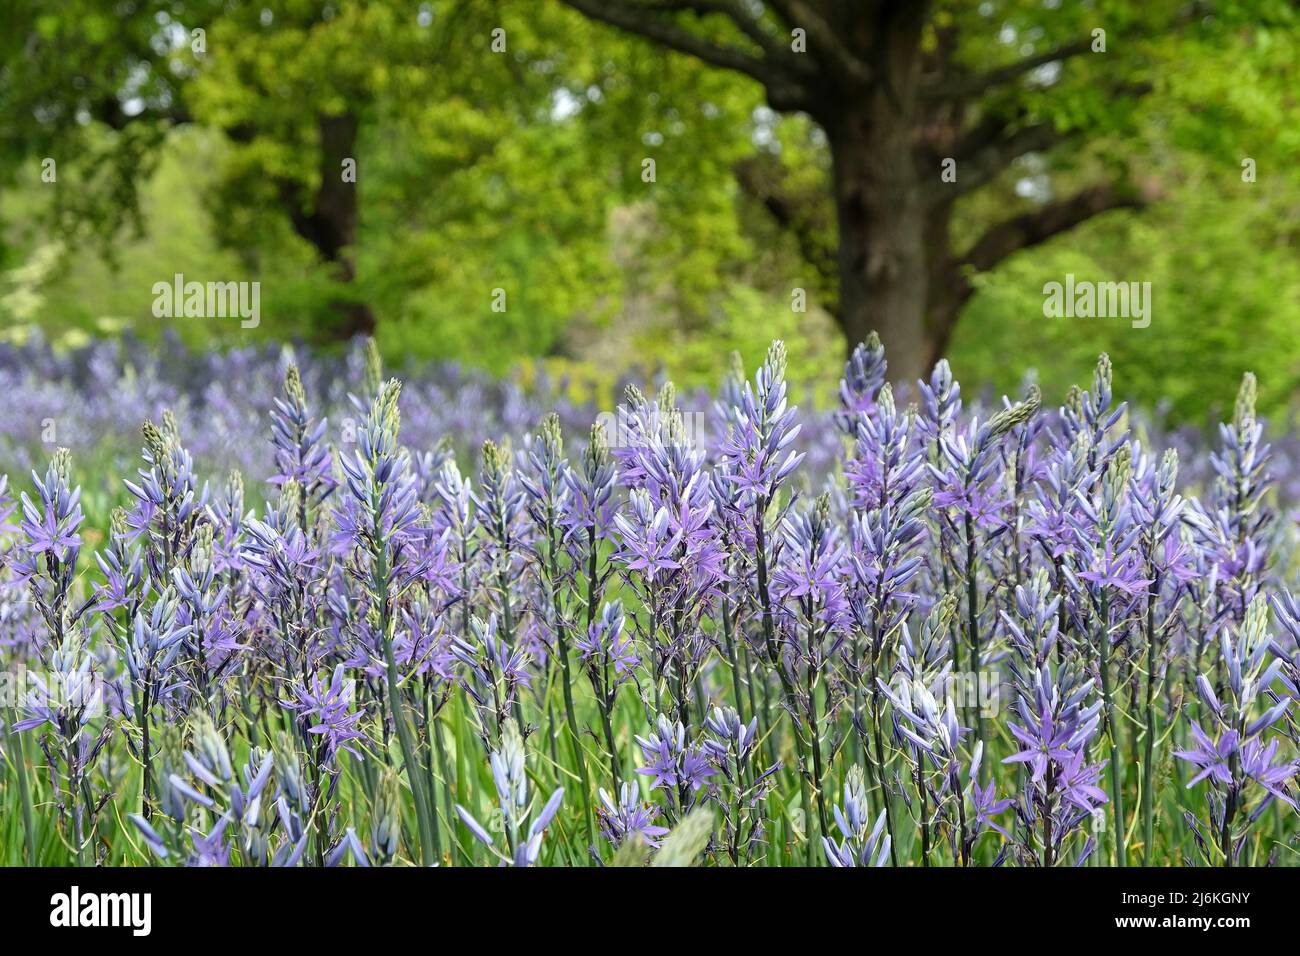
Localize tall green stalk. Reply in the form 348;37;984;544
381;623;435;865
1097;589;1126;866
963;514;988;782
867;627;899;866
374;501;436;866
754;501;821;863
4;705;36;864
553;620;596;852
1141;571;1161;865
431;717;466;865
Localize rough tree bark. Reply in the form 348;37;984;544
829;113;930;382
199;111;378;341
281;114;375;340
822;6;931;380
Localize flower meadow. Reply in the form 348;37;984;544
2;335;1300;868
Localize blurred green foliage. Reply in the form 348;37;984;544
1;0;1297;422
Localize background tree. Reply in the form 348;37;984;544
1;1;1297;419
556;0;1277;381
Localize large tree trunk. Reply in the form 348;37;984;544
823;2;932;385
828;103;931;384
285;113;376;340
922;200;967;373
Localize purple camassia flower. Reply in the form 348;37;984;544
18;469;82;559
971;768;1014;838
916;357;961;445
1239;738;1298;807
474;437;527;564
612;468;721;719
1160;533;1198;587
92;515;148;614
1269;588;1300;747
772;496;850;632
1075;541;1151;596
518;415;574;628
268;363;336;509
1052;749;1110;812
845;380;924;513
847;490;930;616
410;441;455;506
204;470;249;575
1025;429;1093;563
397;601;457;683
596;783;670;849
836;333;887;436
717;395;803;500
615;395;729;614
1001;621;1107;866
453;613;532;740
456;720;564;867
718;341;804;503
122;422;210;580
929;386;1040;531
410;525;460;596
244;513;322;586
702;705;762;771
1004;675;1104;803
118;588;190;702
334;384;424;563
575;599;639;681
712;352;749;452
701;705;777;863
1130;445;1184;555
613;489;681;578
881;677;966;777
560;421;618;550
1176;722;1239;787
1178;595;1296;861
185;817;234;867
172;553;246;679
879;656;1012;859
658;471;727;591
13;634;103;732
12;454;83;588
1055;352;1128;467
1185;374;1272;619
14;332;1300;869
430;457;479;631
133;717;293;867
606;383;660;490
1006;711;1077;778
1067;448;1150;597
282;664;367;763
473;438;530;648
823;766;891;867
635;714;715;799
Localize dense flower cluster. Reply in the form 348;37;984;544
1;335;1298;867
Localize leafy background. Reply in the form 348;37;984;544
1;0;1298;422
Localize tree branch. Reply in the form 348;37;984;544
959;182;1147;274
558;0;808;105
734;154;837;288
765;0;872;88
925;37;1094;100
935;119;1062;200
925;1;1210;101
643;1;813;76
930;75;1154;202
